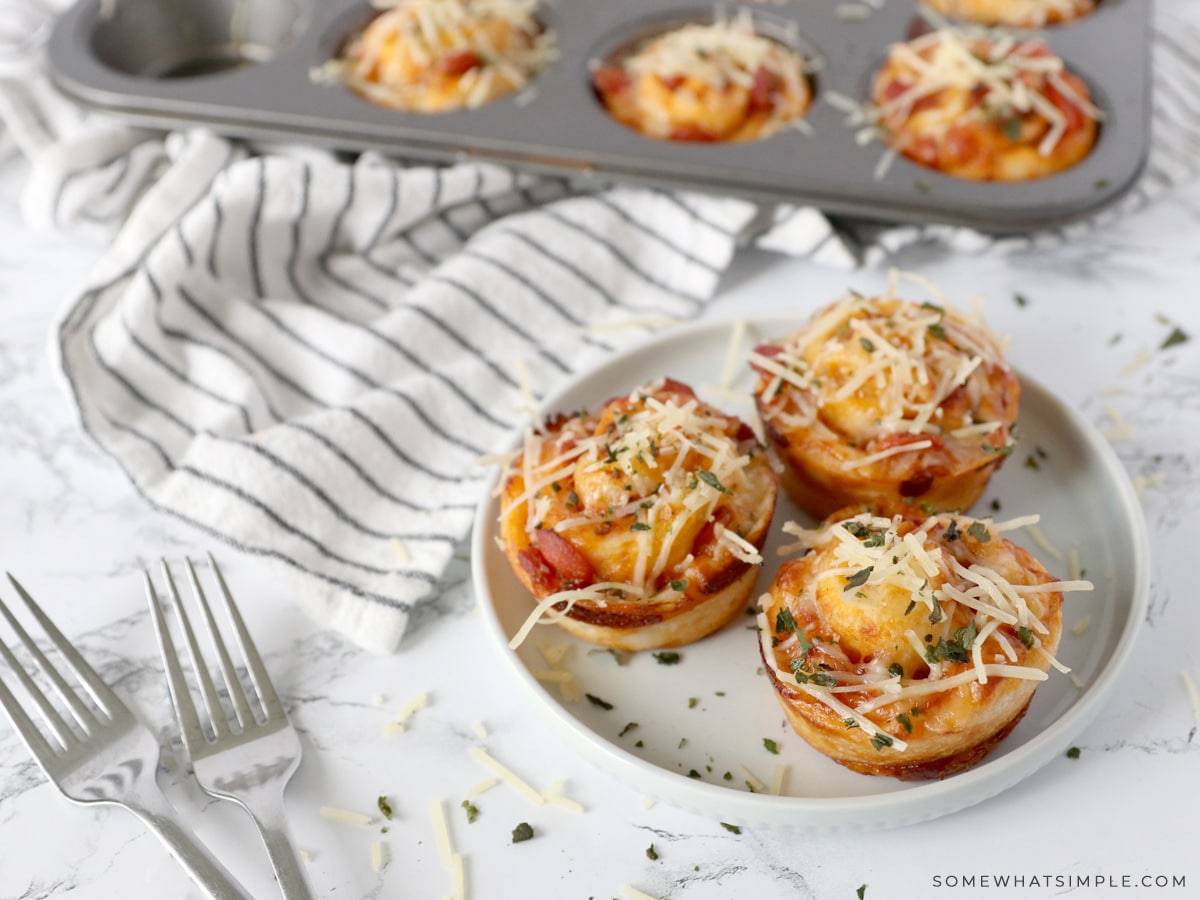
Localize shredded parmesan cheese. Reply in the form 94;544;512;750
769;763;789;796
430;799;453;869
1183;671;1200;723
1101;403;1137;442
370;841;389;873
761;509;1093;755
465;777;499;797
320;806;374;827
384;691;430;734
468;746;545;806
738;764;766;793
620;886;661;900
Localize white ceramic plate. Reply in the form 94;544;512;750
470;317;1149;831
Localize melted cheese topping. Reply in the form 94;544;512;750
762;510;1092;753
756;278;1013;459
594;11;811;142
925;0;1096;29
501;379;772;646
827;24;1101;179
326;0;555;112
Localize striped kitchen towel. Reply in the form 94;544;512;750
50;131;763;652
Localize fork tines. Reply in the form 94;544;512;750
0;574;129;763
145;555;280;750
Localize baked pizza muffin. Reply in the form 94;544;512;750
863;28;1101;180
758;508;1090;779
591;14;812;143
750;283;1020;519
328;0;554;112
498;378;777;652
924;0;1097;28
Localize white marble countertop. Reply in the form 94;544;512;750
1;144;1198;900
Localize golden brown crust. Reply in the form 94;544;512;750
499;378;777;650
868;30;1099;181
591;18;811;143
751;292;1019;519
925;0;1096;28
758;509;1069;779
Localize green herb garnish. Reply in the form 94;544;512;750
843;566;873;591
1161;326;1190;351
646;844;659;861
653;651;681;665
618;722;638;738
967;521;990;542
763;738;779;754
461;800;479;823
697;470;732;494
1017;626;1035;649
896;712;913;734
511;822;534;843
870;733;894;751
860;337;875;353
888;663;904;678
1066;746;1081;759
377;795;394;820
670;579;688;591
775;608;797;634
585;693;614;710
720;822;742;834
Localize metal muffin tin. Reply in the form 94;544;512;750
47;0;1151;232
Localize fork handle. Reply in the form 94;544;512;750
126;785;256;900
240;791;317;900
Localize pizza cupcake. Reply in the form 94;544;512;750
924;0;1097;29
328;0;554;112
591;13;812;143
758;508;1091;779
498;378;777;652
861;28;1101;180
750;282;1020;519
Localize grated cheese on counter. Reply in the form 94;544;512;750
320;806;374;827
468;746;545;806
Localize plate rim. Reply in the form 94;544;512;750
469;315;1150;830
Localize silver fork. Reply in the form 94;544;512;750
146;555;315;900
0;573;253;900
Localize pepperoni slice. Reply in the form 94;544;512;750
532;530;594;586
749;66;781;112
440;51;483;76
592;65;631;95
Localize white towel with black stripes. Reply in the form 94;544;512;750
3;1;1200;651
51;131;765;651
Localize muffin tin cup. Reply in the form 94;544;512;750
47;0;1151;232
